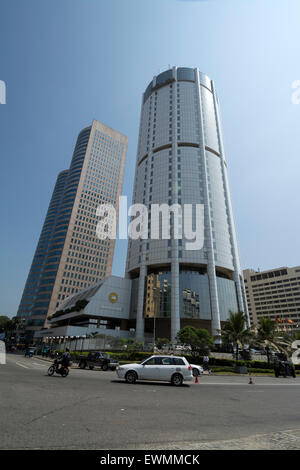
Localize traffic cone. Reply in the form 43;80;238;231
195;374;199;384
248;375;254;384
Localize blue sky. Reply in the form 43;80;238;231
1;0;300;316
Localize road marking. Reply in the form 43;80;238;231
31;358;52;365
16;362;29;369
195;382;300;386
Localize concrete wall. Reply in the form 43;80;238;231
85;276;132;320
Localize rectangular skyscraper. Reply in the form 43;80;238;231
244;266;300;327
17;120;127;340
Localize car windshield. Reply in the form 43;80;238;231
95;352;108;358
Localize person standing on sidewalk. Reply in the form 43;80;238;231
203;354;210;373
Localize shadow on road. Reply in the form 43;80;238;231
43;374;69;378
111;379;190;388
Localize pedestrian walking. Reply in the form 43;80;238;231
203;354;210;374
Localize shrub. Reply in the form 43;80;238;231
183;354;285;370
210;367;275;374
108;351;152;362
49;299;89;320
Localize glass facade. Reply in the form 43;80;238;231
142;268;238;321
17;128;91;328
177;67;195;82
17;121;127;340
17;170;69;322
143;67;211;104
217;276;238;321
128;66;248;341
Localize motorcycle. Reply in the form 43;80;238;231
47;358;71;377
25;349;34;357
274;360;296;378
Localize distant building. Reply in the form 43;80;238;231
17;120;127;340
243;266;300;328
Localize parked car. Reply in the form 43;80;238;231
249;348;262;355
116;355;193;386
78;351;119;371
190;364;204;377
175;344;191;351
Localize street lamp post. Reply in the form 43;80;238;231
152;286;159;352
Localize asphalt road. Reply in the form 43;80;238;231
1;353;300;450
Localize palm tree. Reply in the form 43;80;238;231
220;311;252;361
253;318;290;366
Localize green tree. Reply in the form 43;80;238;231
253;318;292;366
220;311;252;361
176;326;200;348
127;340;144;352
0;316;11;333
123;339;144;359
176;326;214;354
0;316;20;340
196;329;214;353
155;338;170;349
117;338;130;349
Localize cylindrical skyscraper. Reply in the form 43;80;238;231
126;67;249;342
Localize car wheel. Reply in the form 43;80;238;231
171;373;183;386
102;364;108;371
47;366;55;376
89;366;94;370
192;368;199;377
79;362;86;369
125;371;137;384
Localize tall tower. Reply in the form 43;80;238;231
126;67;248;342
17;120;127;339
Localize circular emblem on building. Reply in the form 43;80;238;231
109;292;118;303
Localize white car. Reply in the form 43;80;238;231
249;348;262;355
116;355;193;386
190;364;204;376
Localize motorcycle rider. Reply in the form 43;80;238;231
58;348;71;371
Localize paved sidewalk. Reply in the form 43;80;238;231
138;429;300;450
